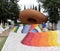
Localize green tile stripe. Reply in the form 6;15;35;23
14;26;19;33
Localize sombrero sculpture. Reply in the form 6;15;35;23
19;9;48;24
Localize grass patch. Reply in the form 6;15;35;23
0;37;7;51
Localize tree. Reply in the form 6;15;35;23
32;4;35;10
0;0;9;25
24;5;26;10
43;0;60;30
0;0;20;25
37;0;45;3
9;1;20;25
38;3;40;12
35;6;37;10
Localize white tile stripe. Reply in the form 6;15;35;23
2;29;60;51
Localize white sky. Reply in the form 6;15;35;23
17;0;48;16
18;0;37;5
18;0;38;10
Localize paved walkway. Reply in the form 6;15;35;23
2;26;60;51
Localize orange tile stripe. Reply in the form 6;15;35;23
22;31;60;46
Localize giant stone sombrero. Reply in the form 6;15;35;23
19;9;48;24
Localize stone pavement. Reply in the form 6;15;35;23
2;26;60;51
